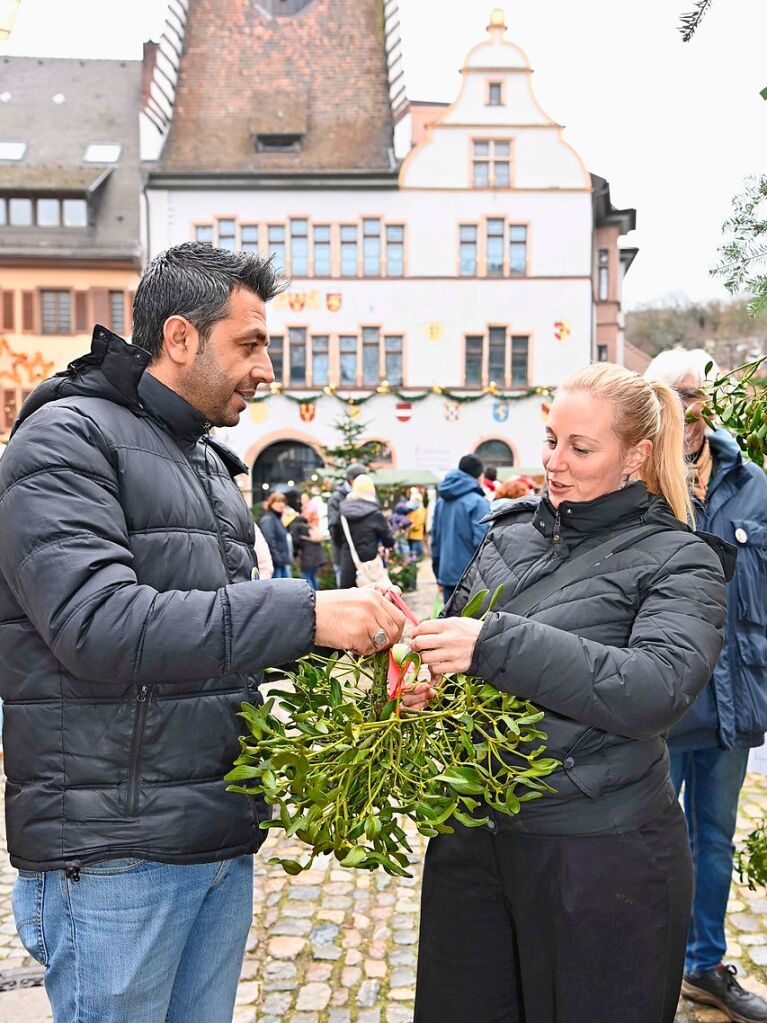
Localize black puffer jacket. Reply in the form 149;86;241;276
0;329;316;871
331;497;395;589
450;483;732;836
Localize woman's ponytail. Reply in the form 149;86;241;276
643;380;693;526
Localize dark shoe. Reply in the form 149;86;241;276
682;964;767;1022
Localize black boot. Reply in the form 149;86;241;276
682;964;767;1022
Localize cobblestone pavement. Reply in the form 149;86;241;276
2;562;767;1022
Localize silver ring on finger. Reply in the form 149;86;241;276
372;628;387;647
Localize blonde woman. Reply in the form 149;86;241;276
410;363;732;1023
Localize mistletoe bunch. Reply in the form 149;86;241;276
703;356;767;467
225;590;559;877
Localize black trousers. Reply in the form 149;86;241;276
414;800;693;1023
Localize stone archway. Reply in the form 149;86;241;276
474;438;515;468
251;439;325;500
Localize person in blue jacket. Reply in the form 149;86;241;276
431;454;490;604
647;349;767;1023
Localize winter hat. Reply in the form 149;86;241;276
349;474;377;502
458;454;484;479
346;462;367;483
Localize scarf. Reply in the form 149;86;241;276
688;438;713;503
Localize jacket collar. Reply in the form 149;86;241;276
534;481;658;541
138;371;209;449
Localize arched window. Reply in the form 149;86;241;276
474;439;514;468
252;440;324;496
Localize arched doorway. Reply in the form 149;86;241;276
251;440;325;500
474;438;515;468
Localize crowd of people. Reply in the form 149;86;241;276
0;240;765;1023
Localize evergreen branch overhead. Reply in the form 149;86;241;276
679;0;714;42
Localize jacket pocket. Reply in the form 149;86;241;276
11;872;48;966
126;684;153;817
733;518;767;626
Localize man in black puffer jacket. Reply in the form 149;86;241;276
0;243;405;1023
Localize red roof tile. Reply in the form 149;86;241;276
160;0;395;174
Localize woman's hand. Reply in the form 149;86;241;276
399;679;438;712
410;617;484;676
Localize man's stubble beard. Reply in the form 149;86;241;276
184;344;239;428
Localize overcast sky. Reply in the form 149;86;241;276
2;0;763;310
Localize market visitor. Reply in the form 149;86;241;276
406;487;428;560
327;461;367;585
290;500;328;591
410;362;732;1023
430;453;490;605
646;348;767;1023
258;490;293;578
0;242;407;1023
331;473;395;589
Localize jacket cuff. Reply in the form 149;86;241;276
228;578;316;673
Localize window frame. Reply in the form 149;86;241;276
40;289;72;335
471;138;513;189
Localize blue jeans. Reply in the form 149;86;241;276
670;746;750;974
272;564;291;578
11;855;253;1022
302;570;318;590
409;540;424;560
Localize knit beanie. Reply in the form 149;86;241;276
349;474;377;502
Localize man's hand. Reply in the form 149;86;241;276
315;589;406;655
410;617;484;676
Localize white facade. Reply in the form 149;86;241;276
145;15;612;497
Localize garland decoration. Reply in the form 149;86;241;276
225;589;559;877
250;383;553;408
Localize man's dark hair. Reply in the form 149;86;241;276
458;453;483;479
484;465;498;482
132;242;287;360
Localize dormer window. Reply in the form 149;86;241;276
254;133;302;153
0;141;26;161
487;82;503;106
84;143;121;163
259;0;315;15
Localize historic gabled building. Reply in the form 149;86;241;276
0;55;143;442
144;1;638;497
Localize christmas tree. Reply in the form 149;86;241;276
323;411;385;483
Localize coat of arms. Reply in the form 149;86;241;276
326;293;342;313
492;400;509;423
289;293;306;313
444;401;460;423
299;402;316;423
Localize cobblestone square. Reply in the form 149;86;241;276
1;567;766;1022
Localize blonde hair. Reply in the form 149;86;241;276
560;362;693;525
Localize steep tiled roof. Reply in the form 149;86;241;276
0;56;142;264
159;0;395;174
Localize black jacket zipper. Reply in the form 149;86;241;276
126;684;152;817
184;441;234;585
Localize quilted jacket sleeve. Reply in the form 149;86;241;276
0;406;316;683
468;538;727;739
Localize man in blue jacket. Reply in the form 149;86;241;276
647;349;767;1023
431;454;490;604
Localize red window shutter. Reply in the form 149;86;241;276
2;291;14;332
91;288;111;330
21;291;34;332
74;291;89;333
